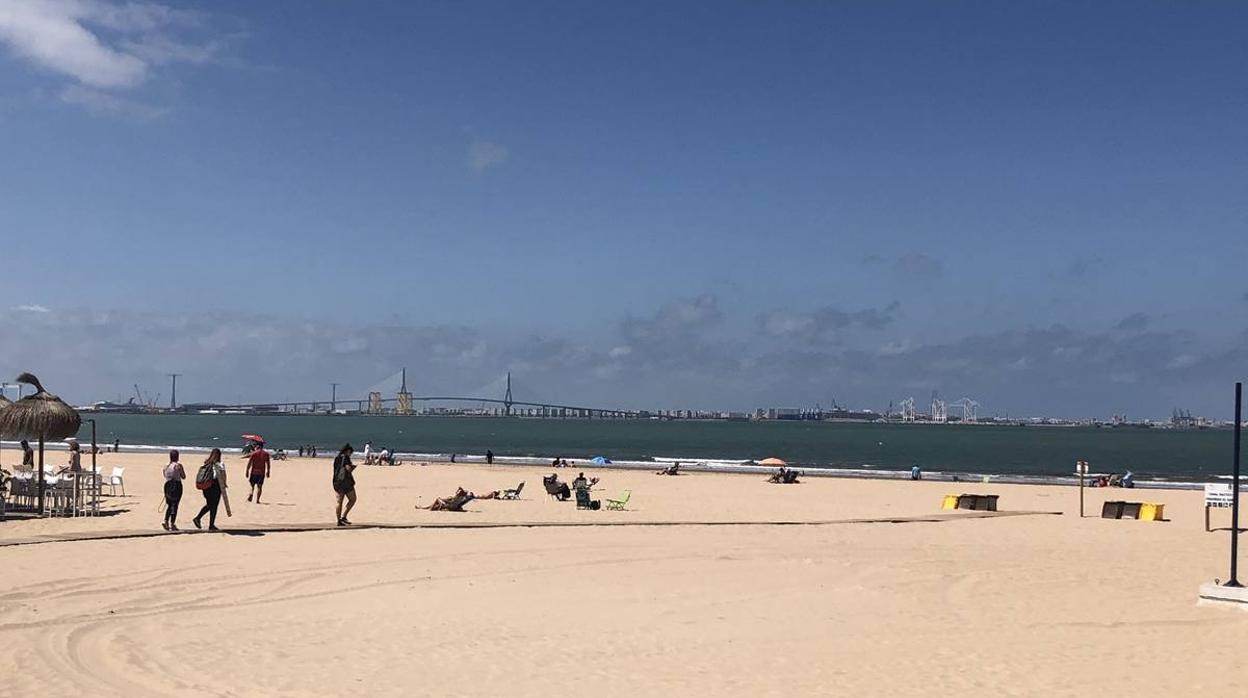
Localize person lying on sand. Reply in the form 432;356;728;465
656;463;681;476
419;487;476;511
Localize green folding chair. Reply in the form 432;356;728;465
604;490;631;511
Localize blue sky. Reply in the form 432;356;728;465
0;1;1245;416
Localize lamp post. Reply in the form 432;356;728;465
87;418;98;516
1228;382;1242;588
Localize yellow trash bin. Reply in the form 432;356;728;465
941;495;960;510
1139;503;1165;521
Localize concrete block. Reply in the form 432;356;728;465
1198;582;1248;610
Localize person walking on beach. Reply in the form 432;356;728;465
113;437;120;453
162;449;185;531
486;450;494;465
333;444;357;526
245;441;271;503
193;448;228;531
20;439;34;467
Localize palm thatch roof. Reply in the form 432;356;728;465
0;373;81;440
0;394;12;438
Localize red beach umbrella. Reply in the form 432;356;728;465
241;434;264;442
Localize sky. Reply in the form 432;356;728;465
0;0;1245;417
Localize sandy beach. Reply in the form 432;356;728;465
2;451;1246;697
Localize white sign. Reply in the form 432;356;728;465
1205;483;1234;508
1076;461;1088;475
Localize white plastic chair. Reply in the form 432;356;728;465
106;467;125;496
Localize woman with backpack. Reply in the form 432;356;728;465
162;449;186;531
333;444;356;526
193;448;228;531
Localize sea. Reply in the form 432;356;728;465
7;414;1238;486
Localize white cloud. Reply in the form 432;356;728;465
0;301;1239;416
1166;354;1197;369
0;0;148;88
0;0;226;116
467;139;509;173
876;339;913;357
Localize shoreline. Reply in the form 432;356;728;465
3;439;1222;490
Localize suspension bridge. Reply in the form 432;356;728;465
207;371;645;419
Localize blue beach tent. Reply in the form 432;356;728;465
590;455;611;465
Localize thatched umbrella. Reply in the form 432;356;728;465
0;373;82;514
0;394;11;470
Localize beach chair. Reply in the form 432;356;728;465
604;490;631;511
431;491;475;512
500;482;525;500
543;475;570;501
105;467;125;496
574;487;600;510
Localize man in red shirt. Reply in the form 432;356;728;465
245;441;272;503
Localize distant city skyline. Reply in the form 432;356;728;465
1;1;1245;417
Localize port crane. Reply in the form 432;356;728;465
930;391;947;423
950;397;980;423
133;384;160;409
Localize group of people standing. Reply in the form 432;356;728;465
160;441;358;531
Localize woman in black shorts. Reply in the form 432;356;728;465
333;444;357;526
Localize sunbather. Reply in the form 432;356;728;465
420;487;476;511
656;462;681;476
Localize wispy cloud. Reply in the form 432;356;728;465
0;0;230;117
893;253;943;279
467;139;509;174
0;299;1239;416
759;302;901;343
60;84;166;120
1114;312;1149;332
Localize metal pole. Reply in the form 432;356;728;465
90;419;98;516
1228;382;1242;588
1078;460;1085;518
37;436;44;515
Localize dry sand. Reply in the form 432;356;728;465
2;451;1246;697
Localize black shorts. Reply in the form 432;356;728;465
249;473;266;486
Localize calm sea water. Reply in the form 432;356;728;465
56;414;1236;481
